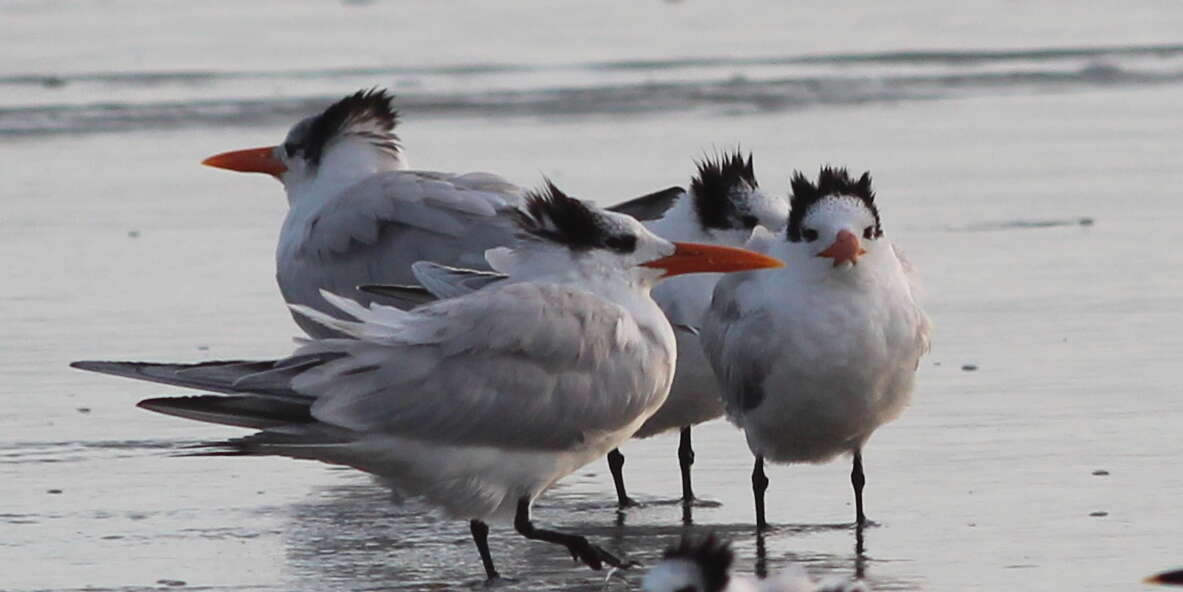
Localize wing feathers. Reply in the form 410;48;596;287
137;395;312;429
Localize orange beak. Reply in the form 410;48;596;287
202;146;287;177
816;229;866;267
642;242;784;277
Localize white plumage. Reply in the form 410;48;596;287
610;151;788;506
702;167;930;529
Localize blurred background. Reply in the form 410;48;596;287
3;1;1182;590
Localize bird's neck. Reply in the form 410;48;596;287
284;140;407;209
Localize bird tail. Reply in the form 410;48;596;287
69;354;339;399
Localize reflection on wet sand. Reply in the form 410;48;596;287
279;478;909;590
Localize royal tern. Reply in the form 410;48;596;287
642;534;868;592
362;151;789;508
609;151;787;508
72;184;783;579
701;167;931;530
202;88;680;338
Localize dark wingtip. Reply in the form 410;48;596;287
136;397;170;412
357;283;430;298
606;186;685;221
70;360;133;373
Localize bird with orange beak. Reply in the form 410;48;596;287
200;88;695;340
701;166;931;532
71;184;784;580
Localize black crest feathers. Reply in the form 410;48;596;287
515;181;638;253
303;89;399;167
691;150;758;230
786;166;881;242
662;534;733;592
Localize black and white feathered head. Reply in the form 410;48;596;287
280;88;402;173
495;182;782;285
200;88;405;193
642;534;734;592
514;181;643;255
782;166;885;268
787;167;881;243
691;150;788;235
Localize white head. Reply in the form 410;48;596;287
785;167;884;270
485;182;783;290
687;150;789;245
642;534;735;592
202;89;407;204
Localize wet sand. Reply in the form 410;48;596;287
4;83;1182;590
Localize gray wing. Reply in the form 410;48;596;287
358;263;508;310
606;186;685;221
411;261;508;300
701;274;779;416
69;356;329;399
278;170;523;336
289;284;670;450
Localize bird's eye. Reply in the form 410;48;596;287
863;226;874;240
802;228;819;242
741;215;759;228
604;235;637;253
283;142;299;156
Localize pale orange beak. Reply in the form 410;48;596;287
816;229;866;267
642;242;784;277
202;146;287;178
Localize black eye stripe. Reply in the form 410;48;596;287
604;235;637;253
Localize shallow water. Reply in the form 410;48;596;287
4;2;1183;590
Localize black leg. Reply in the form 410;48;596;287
678;426;696;503
851;449;866;527
513;498;630;571
469;519;500;581
752;455;769;531
607;448;637;508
